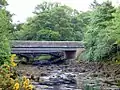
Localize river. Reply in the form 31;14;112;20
16;60;120;90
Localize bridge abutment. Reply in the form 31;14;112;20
64;51;76;59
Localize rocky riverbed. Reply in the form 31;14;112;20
16;59;120;90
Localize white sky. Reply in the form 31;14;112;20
7;0;120;23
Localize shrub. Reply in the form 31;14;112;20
0;54;34;90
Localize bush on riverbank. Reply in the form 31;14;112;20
0;54;34;90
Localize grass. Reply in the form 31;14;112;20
34;54;51;60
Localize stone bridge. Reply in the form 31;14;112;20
11;41;84;61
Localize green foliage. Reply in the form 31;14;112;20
0;1;11;65
14;2;85;41
36;29;60;41
0;0;8;6
83;1;115;61
34;55;51;60
34;1;60;14
112;7;120;44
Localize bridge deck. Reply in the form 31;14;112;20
11;41;84;48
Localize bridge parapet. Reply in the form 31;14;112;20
11;41;84;48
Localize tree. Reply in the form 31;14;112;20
71;11;91;41
36;29;60;41
112;7;120;44
14;2;84;41
83;1;115;61
34;1;60;14
0;0;11;65
0;0;8;7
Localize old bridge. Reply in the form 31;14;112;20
11;41;84;61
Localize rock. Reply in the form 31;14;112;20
47;68;52;71
30;74;35;80
26;73;30;76
81;69;86;73
35;85;50;89
103;86;120;90
74;68;79;72
35;77;40;82
32;82;39;85
67;68;73;72
40;73;47;76
32;60;51;65
17;70;26;75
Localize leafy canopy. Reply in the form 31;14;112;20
83;1;115;61
14;2;85;41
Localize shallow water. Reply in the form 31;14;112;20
33;69;77;90
17;63;120;90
